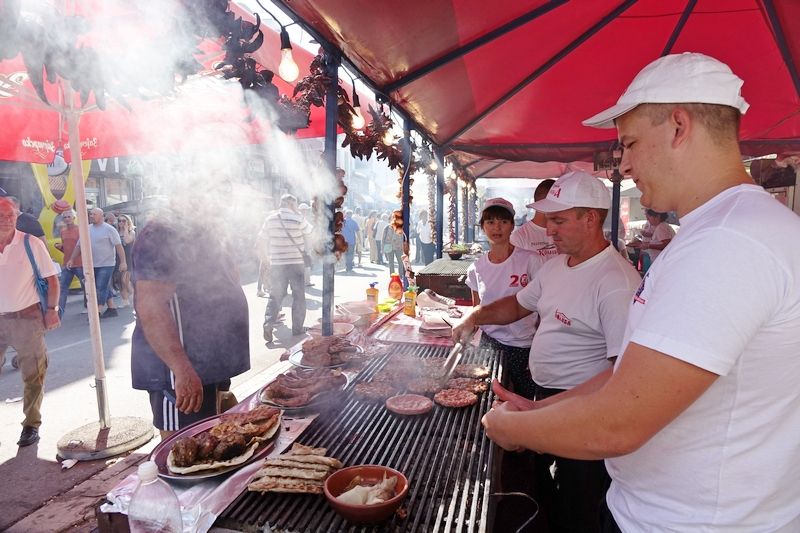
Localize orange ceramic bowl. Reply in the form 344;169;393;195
324;465;409;524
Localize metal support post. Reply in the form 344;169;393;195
434;147;445;258
321;48;340;337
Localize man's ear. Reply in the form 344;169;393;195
671;107;692;148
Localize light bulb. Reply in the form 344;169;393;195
279;49;299;82
429;160;438;171
351;107;365;130
382;129;395;145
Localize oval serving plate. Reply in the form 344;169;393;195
288;345;364;369
258;371;352;413
150;413;280;482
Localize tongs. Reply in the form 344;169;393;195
440;341;464;385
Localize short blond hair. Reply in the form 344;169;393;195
637;103;740;146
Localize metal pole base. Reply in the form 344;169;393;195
57;416;154;461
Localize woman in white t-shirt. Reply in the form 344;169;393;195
642;209;675;264
465;198;545;398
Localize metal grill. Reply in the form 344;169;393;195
217;343;504;533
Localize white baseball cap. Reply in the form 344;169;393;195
481;197;515;218
529;171;611;213
583;52;750;129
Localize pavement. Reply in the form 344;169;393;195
0;257;399;532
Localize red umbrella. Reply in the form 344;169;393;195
267;0;800;176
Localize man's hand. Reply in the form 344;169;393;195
173;363;204;414
43;309;61;330
452;313;476;344
482;402;525;452
492;379;537;411
119;262;128;273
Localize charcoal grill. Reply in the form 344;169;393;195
216;343;504;532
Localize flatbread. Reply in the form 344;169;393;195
166;412;281;474
255;466;329;480
286;442;327;456
261;458;332;472
273;453;343;469
248;476;325;494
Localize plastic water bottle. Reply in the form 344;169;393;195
128;460;183;533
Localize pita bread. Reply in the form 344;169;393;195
255;466;329;480
248;476;324;494
261;458;332;471
286;443;327;456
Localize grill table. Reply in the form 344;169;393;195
216;342;504;533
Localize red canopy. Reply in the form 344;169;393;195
0;2;323;163
268;0;800;177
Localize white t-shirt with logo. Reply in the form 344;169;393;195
466;248;545;347
644;222;675;262
510;221;559;261
607;185;800;532
516;245;640;389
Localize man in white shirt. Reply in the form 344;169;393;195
261;194;313;343
510;179;558;260
0;196;61;447
455;171;640;532
480;53;800;532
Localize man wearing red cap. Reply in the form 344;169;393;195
481;53;800;532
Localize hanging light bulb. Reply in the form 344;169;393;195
351;92;365;130
278;28;299;82
429;160;438;171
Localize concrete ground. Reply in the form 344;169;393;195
0;255;397;532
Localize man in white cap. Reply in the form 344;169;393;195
455;171;640;532
482;53;800;532
510;178;558;260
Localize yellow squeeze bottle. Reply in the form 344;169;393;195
404;286;418;317
366;282;379;307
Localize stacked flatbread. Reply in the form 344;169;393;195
248;443;343;494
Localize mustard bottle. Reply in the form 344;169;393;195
404;286;418;317
366;282;379;307
388;273;404;300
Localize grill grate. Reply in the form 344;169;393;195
217;343;504;533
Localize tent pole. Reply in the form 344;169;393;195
434;147;444;258
401;119;411;244
454;181;460;244
610;170;622;250
65;89;109;428
321;48;340;337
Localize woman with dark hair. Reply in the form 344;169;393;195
464;198;545;398
635;209;675;273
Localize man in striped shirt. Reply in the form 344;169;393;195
262;194;313;344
